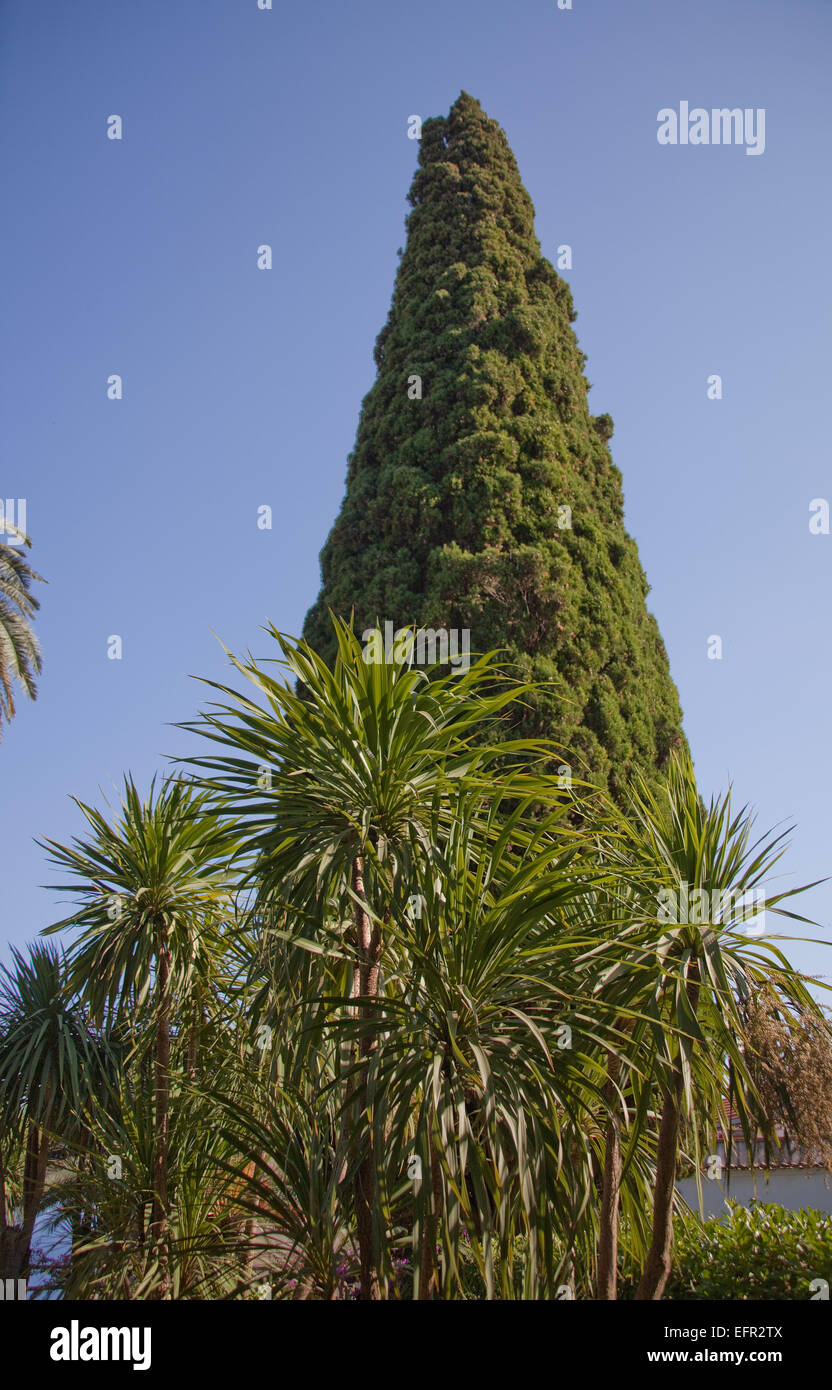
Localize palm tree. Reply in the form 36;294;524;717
358;777;615;1299
0;943;105;1280
196;773;616;1301
41;776;239;1295
182;616;554;1297
596;753;827;1299
0;524;45;738
46;1037;257;1300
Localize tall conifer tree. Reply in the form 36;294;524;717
303;92;685;797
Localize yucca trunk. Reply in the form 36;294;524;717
186;994;205;1084
0;1225;27;1281
636;969;700;1300
150;927;172;1297
351;855;381;1300
0;1123;48;1282
0;1118;49;1281
417;1144;442;1299
597;1053;622;1299
635;1074;684;1300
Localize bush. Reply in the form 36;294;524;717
665;1202;832;1300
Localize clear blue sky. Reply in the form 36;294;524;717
2;0;830;989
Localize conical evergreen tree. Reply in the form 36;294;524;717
303;92;685;798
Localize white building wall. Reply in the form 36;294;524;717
677;1168;832;1218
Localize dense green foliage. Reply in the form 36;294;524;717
303;92;685;798
664;1203;832;1301
2;620;824;1300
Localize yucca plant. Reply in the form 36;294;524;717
44;1037;253;1300
181;615;551;1298
41;775;240;1295
360;778;612;1299
592;752;827;1299
198;1056;354;1301
559;876;659;1299
0;943;107;1279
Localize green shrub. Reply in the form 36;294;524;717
664;1202;832;1300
